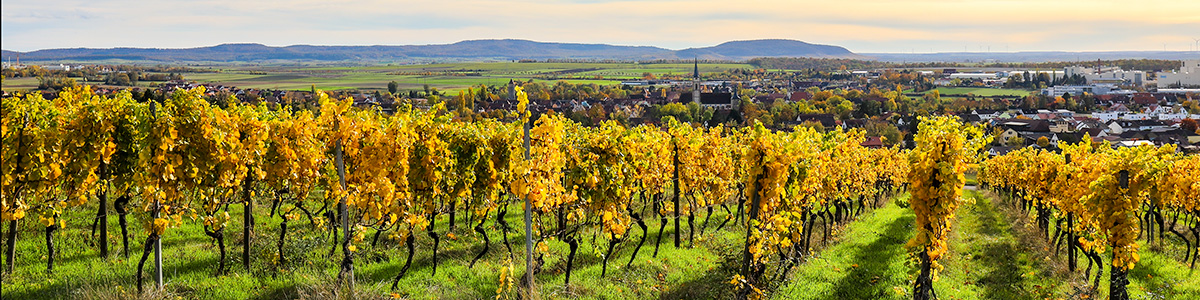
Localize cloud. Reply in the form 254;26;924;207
2;0;1198;52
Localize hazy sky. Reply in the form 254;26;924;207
3;0;1200;53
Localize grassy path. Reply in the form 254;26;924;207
774;190;1075;299
981;190;1200;299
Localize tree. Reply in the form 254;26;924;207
1008;136;1027;147
388;81;399;95
1182;118;1198;134
1037;136;1050;148
833;98;854;120
864;120;903;147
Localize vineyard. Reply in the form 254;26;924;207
1;86;1197;300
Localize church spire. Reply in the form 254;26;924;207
693;58;699;79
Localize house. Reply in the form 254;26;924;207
1081;127;1108;139
1019;132;1060;147
999;128;1019;144
1075;119;1106;132
1107;121;1125;134
1115;140;1154;148
697;92;736;110
988;146;1017;157
1092;111;1120;122
1020;109;1041;119
794;114;839;128
1116;120;1171;131
997;119;1051;132
972;109;1001;121
1132;93;1161;105
1157;109;1194;121
789;91;811;101
841;119;868;129
1049;119;1071;133
861;136;885;148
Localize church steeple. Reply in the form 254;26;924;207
692;57;701;104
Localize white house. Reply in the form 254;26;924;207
1121;113;1152;121
1157;109;1195;121
1092;112;1120;122
1107;122;1125;134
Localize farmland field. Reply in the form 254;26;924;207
176;62;754;93
1;77;40;92
1;62;757;94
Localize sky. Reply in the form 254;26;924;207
3;0;1200;53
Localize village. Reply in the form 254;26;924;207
4;59;1199;154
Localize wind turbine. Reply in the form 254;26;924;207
1193;38;1200;52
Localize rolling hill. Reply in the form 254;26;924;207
1;39;856;63
676;39;857;60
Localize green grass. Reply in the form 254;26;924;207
0;195;745;300
771;194;917;299
774;190;1068;299
5;187;1194;299
933;190;1070;299
923;87;1032;97
165;62;749;93
3;77;42;91
775;189;1199;299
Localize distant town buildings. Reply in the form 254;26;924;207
1041;84;1124;96
1158;60;1200;88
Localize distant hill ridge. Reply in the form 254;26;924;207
1;39;856;63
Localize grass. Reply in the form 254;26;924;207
981;188;1200;299
167;62;749;93
0;195;746;300
923;87;1032;97
5;186;1194;300
771;193;916;299
776;188;1199;300
933;189;1071;299
4;61;753;94
3;77;41;91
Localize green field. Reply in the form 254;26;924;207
3;186;1196;299
2;62;755;94
923;87;1033;97
2;77;40;92
174;62;753;93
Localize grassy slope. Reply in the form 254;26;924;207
0;196;744;300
